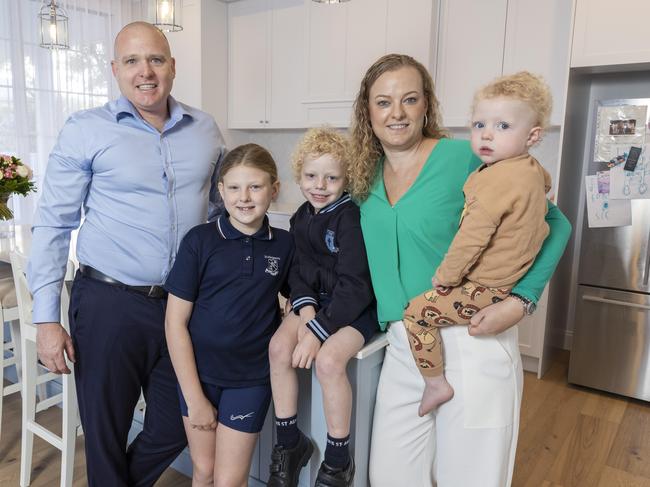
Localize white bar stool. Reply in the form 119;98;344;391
11;251;80;487
0;268;21;441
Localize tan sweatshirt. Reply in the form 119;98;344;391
435;154;551;288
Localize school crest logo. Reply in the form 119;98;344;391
325;229;339;253
264;255;280;276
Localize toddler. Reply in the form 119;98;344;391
404;72;552;416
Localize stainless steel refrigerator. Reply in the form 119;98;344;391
568;98;650;401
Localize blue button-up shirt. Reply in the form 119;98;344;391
28;96;226;323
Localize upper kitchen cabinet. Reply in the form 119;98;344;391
303;0;435;127
571;0;650;69
228;0;307;129
435;0;573;128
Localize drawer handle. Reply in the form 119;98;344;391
582;295;650;310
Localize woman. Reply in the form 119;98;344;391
348;54;571;487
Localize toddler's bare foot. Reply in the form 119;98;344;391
419;375;454;416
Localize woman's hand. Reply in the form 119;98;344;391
292;332;321;369
468;296;525;336
187;396;218;431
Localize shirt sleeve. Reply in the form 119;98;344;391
27;116;91;324
163;229;201;302
435;197;499;287
306;208;375;342
511;201;572;303
208;124;227;222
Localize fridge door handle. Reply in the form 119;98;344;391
582;294;650;310
645;227;650;286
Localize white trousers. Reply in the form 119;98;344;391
369;321;523;487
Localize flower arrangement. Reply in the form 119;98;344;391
0;154;36;220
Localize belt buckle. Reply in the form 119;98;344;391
147;286;159;298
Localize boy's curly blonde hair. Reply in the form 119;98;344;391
473;71;553;129
292;127;351;184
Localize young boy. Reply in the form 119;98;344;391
403;71;553;416
267;127;377;487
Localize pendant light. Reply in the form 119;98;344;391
38;0;70;50
153;0;183;32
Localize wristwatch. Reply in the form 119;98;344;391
509;292;536;315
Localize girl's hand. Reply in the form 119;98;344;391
292;332;321;369
468;296;525;336
188;396;218;431
431;276;442;289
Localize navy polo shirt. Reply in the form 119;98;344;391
164;215;294;387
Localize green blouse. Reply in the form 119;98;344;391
360;138;571;329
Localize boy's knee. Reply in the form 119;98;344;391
315;349;344;381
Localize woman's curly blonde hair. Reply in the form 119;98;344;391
291;127;351;184
473;71;553;130
349;54;449;201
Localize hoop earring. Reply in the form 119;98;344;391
424;113;429;127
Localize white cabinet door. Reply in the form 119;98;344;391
385;0;435;69
435;0;508;127
503;0;573;126
267;0;307;128
344;0;388;99
572;0;650;68
228;0;268;128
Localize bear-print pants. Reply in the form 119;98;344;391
403;280;510;377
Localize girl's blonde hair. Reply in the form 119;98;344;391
349;53;448;201
473;71;553;129
291;127;350;183
218;143;279;183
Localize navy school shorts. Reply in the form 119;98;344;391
177;382;272;433
319;293;378;344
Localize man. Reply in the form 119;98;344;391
28;22;226;486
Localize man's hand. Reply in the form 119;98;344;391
36;322;76;374
292;332;321;369
468;297;525;336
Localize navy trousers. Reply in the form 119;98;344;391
69;272;187;487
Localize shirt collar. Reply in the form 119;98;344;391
312;193;352;214
216;213;274;241
114;95;193;128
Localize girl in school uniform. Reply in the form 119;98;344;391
164;144;294;487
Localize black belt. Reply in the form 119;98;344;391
79;265;167;299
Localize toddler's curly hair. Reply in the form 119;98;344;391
473;71;553;129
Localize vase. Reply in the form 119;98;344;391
0;193;12;220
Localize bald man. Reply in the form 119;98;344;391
28;22;226;486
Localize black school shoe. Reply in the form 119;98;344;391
268;431;314;487
314;455;355;487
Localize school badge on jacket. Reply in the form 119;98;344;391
325;229;339;253
264;255;280;276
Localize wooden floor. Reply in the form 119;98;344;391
0;352;649;486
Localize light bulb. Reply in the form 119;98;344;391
49;20;57;42
158;1;172;23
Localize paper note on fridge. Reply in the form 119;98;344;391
609;149;650;200
585;175;632;227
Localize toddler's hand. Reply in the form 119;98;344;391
188;396;217;432
431;276;443;289
292;332;321;369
